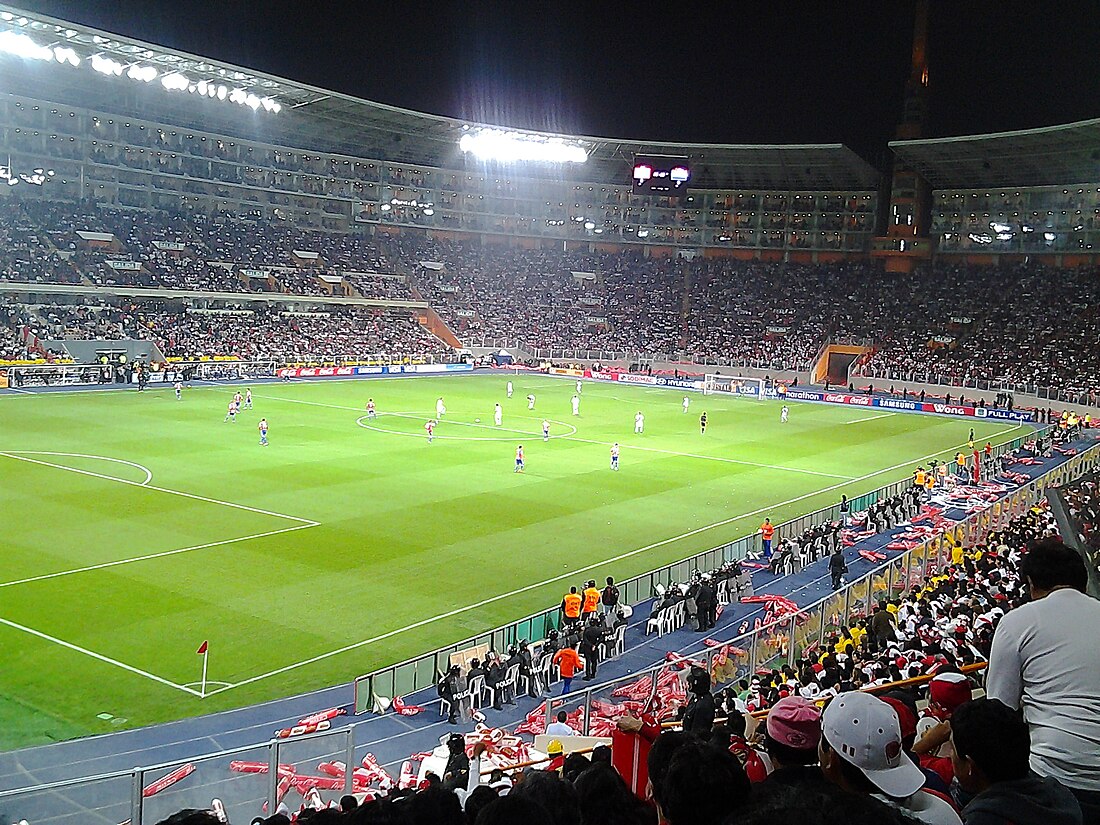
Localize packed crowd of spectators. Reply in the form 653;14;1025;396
849;262;1100;399
0;199;414;300
4;198;1100;395
121;305;446;361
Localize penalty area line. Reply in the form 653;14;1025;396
204;423;1025;697
0;523;319;590
0;615;203;697
0;451;318;526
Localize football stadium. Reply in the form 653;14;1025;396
0;3;1099;824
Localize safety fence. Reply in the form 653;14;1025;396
1;439;1094;825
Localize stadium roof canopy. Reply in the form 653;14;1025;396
891;119;1100;189
0;4;880;191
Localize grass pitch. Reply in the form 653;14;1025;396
0;373;1022;749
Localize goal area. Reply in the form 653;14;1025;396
702;373;766;399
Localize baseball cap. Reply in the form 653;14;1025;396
766;696;822;750
821;691;924;799
878;696;917;742
929;671;971;714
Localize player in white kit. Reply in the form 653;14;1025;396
243;388;253;409
507;381;513;398
174;381;182;400
494;403;503;426
527;393;536;410
682;396;690;413
780;405;789;423
610;443;620;471
571;394;580;416
576;379;582;395
436;397;446;418
634;411;645;434
542;419;551;442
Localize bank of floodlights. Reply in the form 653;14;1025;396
458;128;587;164
0;24;281;115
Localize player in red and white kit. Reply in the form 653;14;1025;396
425;419;436;443
224;400;238;422
366;398;376;419
514;444;525;473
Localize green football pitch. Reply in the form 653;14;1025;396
0;374;1024;749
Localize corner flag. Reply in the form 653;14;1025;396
197;641;209;696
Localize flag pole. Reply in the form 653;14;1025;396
197;640;209;697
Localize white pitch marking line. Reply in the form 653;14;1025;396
204;423;1025;696
0;615;203;697
564;435;857;480
844;412;896;425
0;523;318;590
5;450;154;486
0;452;318;526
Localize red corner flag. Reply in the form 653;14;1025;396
197;640;208;655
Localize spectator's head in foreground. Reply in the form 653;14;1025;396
765;695;822;768
950;698;1030;794
818;691;924;801
647;737;750;825
1020;538;1088;598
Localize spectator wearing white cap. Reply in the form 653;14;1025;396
819;691;962;824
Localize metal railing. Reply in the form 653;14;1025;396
2;441;1096;824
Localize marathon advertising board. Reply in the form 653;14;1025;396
550;367;585;377
784;389;824;402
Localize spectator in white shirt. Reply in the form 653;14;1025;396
545;710;578;738
986;538;1100;821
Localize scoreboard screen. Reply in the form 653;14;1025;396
631;155;691;196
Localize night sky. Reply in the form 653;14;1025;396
17;1;1100;165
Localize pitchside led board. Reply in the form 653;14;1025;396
632;155;691;196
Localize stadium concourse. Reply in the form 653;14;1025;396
0;425;1095;824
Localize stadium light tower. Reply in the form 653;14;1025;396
871;0;934;273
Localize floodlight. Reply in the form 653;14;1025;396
52;46;79;66
160;72;189;91
0;30;52;60
1044;233;1056;241
458;128;587;164
91;54;123;75
583;221;595;230
216;85;228;100
127;63;156;82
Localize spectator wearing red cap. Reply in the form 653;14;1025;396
819;691;962;824
760;695;826;790
880;693;952;797
913;671;974;785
